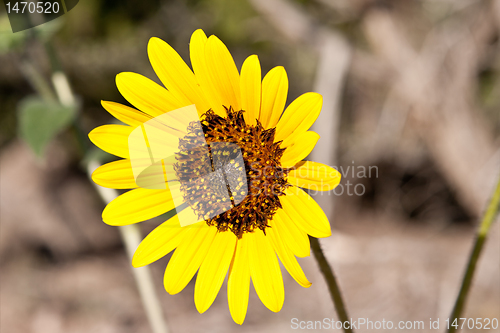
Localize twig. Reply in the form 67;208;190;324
447;173;500;333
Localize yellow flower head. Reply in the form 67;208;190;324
89;29;341;324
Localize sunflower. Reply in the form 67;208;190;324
89;29;341;324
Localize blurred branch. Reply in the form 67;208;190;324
362;3;499;217
87;161;170;333
249;0;316;45
310;30;350;220
22;34;170;333
312;30;350;169
44;41;76;107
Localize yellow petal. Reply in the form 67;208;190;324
260;66;288;128
91;159;137;189
288;161;341;191
248;229;284;312
240;55;261;126
101;101;152;127
268;219;311;288
132;216;187;267
280;131;320;168
205;35;241;112
148;37;210;116
275;92;322;147
274;210;310;258
163;223;217;294
88;124;133;158
102;188;177;226
195;231;237;313
116;72;184;117
190;30;225;117
228;235;251;325
281;186;331;238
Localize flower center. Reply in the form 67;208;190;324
173;107;290;238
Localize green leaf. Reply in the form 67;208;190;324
17;96;77;157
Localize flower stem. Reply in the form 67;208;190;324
310;236;353;333
448;173;500;333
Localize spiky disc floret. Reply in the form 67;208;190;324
173;107;290;238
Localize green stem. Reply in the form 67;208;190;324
19;59;57;102
310;236;353;333
447;173;500;333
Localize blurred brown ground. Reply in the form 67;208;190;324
1;141;498;333
1;0;499;332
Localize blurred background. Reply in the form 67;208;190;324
1;0;499;332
